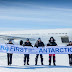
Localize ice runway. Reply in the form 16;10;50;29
0;53;72;72
0;39;72;72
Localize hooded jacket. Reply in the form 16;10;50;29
47;38;57;46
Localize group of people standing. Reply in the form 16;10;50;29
7;37;72;66
22;37;57;66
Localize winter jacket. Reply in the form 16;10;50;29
7;42;14;54
47;42;57;46
34;41;45;48
67;44;72;46
23;42;33;47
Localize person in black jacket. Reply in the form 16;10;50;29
23;38;33;65
47;37;57;66
34;38;45;65
7;39;13;66
67;41;72;66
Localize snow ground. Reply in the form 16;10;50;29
0;53;72;72
0;39;72;72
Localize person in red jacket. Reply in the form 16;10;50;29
47;37;57;66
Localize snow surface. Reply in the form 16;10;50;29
0;53;72;72
0;38;72;72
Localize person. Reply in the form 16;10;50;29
67;41;72;66
47;37;57;66
20;40;23;45
34;38;45;65
7;39;13;66
23;38;33;65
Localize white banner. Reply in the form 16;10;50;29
0;44;72;54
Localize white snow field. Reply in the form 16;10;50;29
0;53;72;72
0;39;72;72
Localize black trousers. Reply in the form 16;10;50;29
68;54;72;64
68;54;72;59
7;53;12;65
24;54;29;64
49;54;55;64
35;54;43;64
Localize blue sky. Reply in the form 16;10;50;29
0;0;72;31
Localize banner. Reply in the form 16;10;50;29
0;44;72;54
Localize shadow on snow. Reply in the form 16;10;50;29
0;65;72;69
